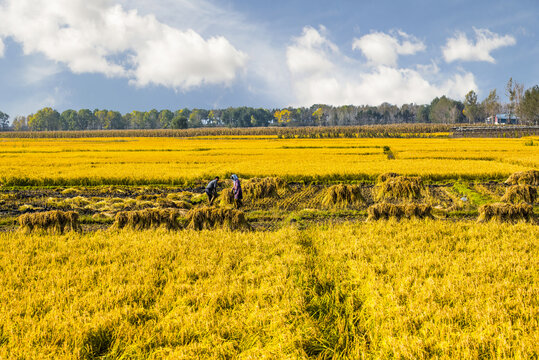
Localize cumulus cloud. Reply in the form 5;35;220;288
352;30;425;67
287;27;476;106
0;0;247;89
442;28;516;63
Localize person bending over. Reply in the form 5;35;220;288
205;176;219;205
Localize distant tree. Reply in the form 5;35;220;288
93;109;108;130
274;109;291;124
505;78;523;121
130;111;145;129
104;111;125;129
143;109;159;129
481;89;501;121
158;110;174;129
171;113;188;129
61;110;79;130
251;108;272;127
415;105;430;122
77;109;96;130
429;96;464;123
312;107;324;126
463;90;481;123
520;85;539;125
28;107;61;131
207;110;218;126
188;109;206;128
0;111;9;130
12;116;28;131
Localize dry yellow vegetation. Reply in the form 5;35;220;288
0;136;537;185
0;221;537;359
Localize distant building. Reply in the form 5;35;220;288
485;113;519;125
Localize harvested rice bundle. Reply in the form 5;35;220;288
403;203;434;219
113;209;183;230
156;198;192;209
501;185;537;204
477;203;533;222
321;184;365;208
18;210;81;233
186;207;251;231
376;172;400;184
375;175;424;201
505;170;539;186
367;203;404;220
367;203;433;220
244;177;286;199
219;188;235;206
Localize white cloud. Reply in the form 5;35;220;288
287;27;477;106
287;27;337;76
0;0;247;89
124;0;293;105
352;30;425;67
442;28;516;63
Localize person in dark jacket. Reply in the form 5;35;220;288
205;176;219;205
231;174;243;208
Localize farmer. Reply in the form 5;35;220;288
231;174;243;208
205;176;219;205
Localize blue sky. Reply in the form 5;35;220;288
0;0;537;117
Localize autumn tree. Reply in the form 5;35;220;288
312;107;324;126
0;111;9;130
481;89;501;121
463;90;482;123
28;107;61;131
505;78;523;120
520;85;539;125
158;110;174;129
12;116;27;131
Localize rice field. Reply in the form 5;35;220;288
1;222;538;359
0;136;538;186
0;133;538;359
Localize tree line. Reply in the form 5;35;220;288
3;80;538;132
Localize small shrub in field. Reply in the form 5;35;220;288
477;203;533;222
244;177;286;199
18;210;81;233
367;203;433;220
501;185;537;204
375;175;424;201
505;170;539;186
113;209;183;230
186;207;251;231
322;184;365;208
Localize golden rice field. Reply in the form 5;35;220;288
1;221;537;359
0;136;538;185
1;133;538;359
